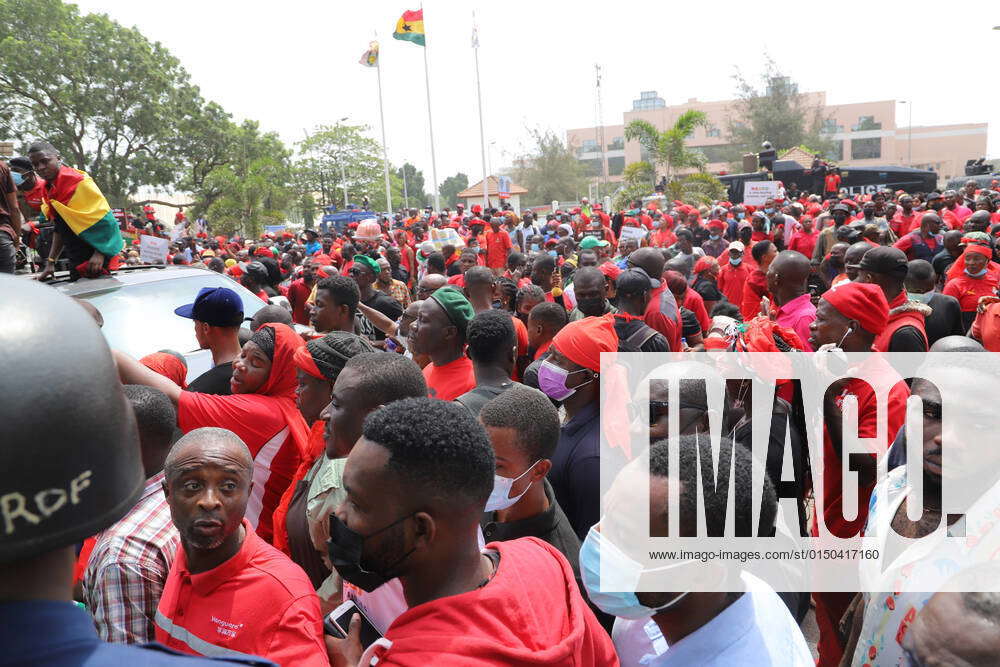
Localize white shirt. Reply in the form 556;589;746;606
612;573;812;666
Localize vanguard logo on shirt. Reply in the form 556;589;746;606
211;616;244;639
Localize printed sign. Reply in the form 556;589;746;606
619;225;647;243
139;234;170;265
743;180;780;206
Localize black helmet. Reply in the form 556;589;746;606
0;277;144;564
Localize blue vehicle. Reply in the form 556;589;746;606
320;205;376;234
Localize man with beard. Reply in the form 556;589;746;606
156;428;327;664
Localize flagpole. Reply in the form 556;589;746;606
374;39;392;214
473;13;489;214
421;6;440;211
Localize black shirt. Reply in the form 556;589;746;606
613;316;669;352
455;381;521;416
889;326;929;353
924;293;964;345
931;249;957;280
361;290;403;340
692;275;725;304
186;362;233;395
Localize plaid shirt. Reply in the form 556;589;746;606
381;278;412;308
83;472;180;644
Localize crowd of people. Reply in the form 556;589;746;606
3;142;1000;666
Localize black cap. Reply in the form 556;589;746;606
925;191;943;202
858;246;908;277
832;203;851;213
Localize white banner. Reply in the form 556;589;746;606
743;180;780;206
139;235;170;265
619;225;647;243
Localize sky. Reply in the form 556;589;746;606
73;0;1000;195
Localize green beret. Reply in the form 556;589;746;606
430;286;475;335
353;254;381;275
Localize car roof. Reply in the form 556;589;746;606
44;265;227;297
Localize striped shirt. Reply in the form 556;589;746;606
83;472;180;644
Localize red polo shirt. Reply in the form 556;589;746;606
943;273;1000;312
718;261;750;306
485;228;512;269
423;355;475;400
156;519;326;665
644;284;681;352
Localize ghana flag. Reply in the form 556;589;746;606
393;9;424;46
40;166;124;258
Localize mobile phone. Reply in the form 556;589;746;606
323;600;383;649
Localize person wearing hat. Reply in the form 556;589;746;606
718;240;750;307
0;279;246;665
240;260;270;301
540;315;621;541
943;241;1000;331
409;286;476;400
691;255;724;315
856;246;930;352
613;269;669;352
578;234;610;261
348;253;403;341
811;203;851;263
807;281;910;666
303;228;321;256
702;218;728;258
175;286;246;395
628;247;682;351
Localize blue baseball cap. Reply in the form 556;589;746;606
174;287;244;327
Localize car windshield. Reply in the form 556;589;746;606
82;274;266;360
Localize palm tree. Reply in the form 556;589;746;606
624;110;710;182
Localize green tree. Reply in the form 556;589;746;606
396;163;427;208
0;0;205;204
513;128;588;206
625;111;709;182
439;172;469;208
665;173;727;207
725;58;832;159
622;161;655;186
297;123;384;210
197;121;293;238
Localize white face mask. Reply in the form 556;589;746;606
484;460;540;511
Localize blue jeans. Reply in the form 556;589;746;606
0;233;15;274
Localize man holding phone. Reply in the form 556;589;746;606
326;398;616;665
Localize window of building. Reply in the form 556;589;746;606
608;156;625;176
607;136;624;151
824;140;843;161
820;118;844;135
706;126;721;138
580;158;603;177
689;144;735;163
851;137;881;160
851;116;882;132
579;139;598;154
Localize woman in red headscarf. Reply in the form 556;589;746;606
140;351;188;388
943;243;1000;331
114;323;309;544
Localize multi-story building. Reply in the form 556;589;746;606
567;89;988;188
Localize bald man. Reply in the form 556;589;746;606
157;427;326;664
766;250;817;350
416;272;447;300
250;304;293;332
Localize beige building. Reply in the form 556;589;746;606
567;90;988;188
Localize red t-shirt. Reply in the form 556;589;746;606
447;274;466;288
824;173;841;193
286;278;313;326
485;229;512;269
682;289;711;333
740;269;770;320
943;273;1000;312
644;284;681;352
788;230;819;260
156;519;327;665
178;392;300;543
423;355;475;400
718;261;750;306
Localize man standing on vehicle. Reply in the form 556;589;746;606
30;142;124;281
175;287;244;395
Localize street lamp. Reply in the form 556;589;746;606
897;101;912;167
337;116;349;208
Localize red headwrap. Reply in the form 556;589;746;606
706;219;726;233
254;247;273;258
598;262;622;281
821;282;889;335
946;243;995;282
693;255;719;275
140;352;187;388
552;313;619;373
292;345;325;380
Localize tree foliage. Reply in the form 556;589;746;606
622;161;655;186
513;128;588;206
198;121;293;238
396;163;427;208
665;172;727;207
0;0;208;204
439;172;469;208
296;124;384;210
725;58;833;159
625;111;709;181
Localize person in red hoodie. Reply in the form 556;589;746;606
740;240;776;320
326;397;617;666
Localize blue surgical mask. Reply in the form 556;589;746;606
709;234;720;241
580;527;691;619
547;249;558;257
764;208;774;215
736;212;745;220
11;171;25;187
966;267;988;278
530;243;539;252
906;291;933;304
730;257;743;266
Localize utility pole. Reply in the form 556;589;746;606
595;64;607;200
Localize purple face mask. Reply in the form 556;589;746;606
538;359;594;401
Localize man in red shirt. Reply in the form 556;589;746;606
807;282;909;666
326;398;617;666
893;212;943;262
409;286;476;400
286;260;317;326
891;194;919;235
484;216;512;275
628;247;681;351
740;240;776;320
787;215;819;260
823;168;841;198
664;270;710;334
718;241;750;306
156;428;326;665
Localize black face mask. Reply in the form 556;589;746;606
327;512;415;592
576;296;606;317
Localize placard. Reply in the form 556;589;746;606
619;225;647;243
139;234;170;265
743;180;779;206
